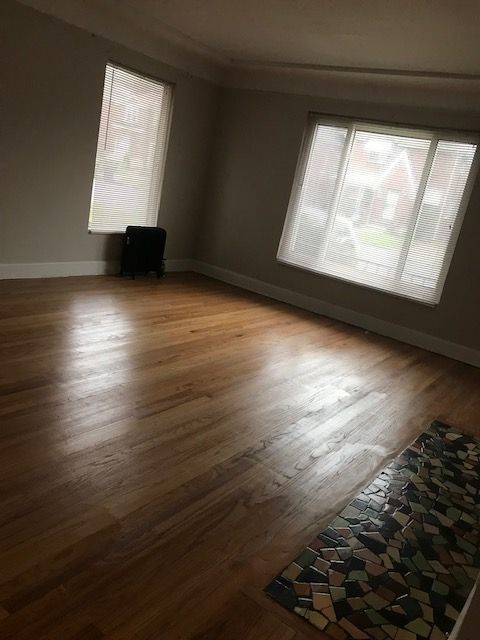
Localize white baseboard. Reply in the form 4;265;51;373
0;259;195;280
166;259;195;272
0;261;116;279
2;257;478;367
191;260;480;368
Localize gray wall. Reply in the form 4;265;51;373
196;87;480;350
1;0;218;265
2;0;480;352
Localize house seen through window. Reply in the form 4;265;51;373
277;116;479;304
88;63;173;234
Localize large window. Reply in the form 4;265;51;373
277;115;479;304
88;63;173;233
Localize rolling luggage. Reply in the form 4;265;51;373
120;226;167;279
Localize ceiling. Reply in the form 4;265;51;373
115;0;480;75
17;0;480;84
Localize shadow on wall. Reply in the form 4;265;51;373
100;233;124;265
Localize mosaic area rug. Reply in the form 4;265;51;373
265;420;480;640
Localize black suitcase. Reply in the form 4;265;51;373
120;226;167;279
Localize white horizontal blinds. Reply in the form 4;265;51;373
89;63;172;233
323;130;431;298
281;123;348;268
278;117;478;304
401;140;477;300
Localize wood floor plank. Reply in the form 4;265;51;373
0;273;479;638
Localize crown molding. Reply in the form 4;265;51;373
225;61;480;113
16;0;228;83
230;59;480;82
14;0;480;108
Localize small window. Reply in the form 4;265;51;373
88;63;173;234
277;115;479;304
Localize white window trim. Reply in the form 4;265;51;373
277;113;480;306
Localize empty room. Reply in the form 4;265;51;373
2;1;480;639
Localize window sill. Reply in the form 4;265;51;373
88;230;125;235
277;256;439;308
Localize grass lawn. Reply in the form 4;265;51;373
359;226;403;249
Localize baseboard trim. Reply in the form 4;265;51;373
191;260;480;368
0;261;116;279
166;259;196;272
0;259;195;280
2;257;478;367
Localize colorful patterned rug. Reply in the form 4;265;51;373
265;420;480;640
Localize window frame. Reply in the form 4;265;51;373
277;113;480;306
88;61;174;235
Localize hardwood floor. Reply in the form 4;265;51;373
0;272;479;639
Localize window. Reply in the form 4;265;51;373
88;63;173;233
277;115;479;304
